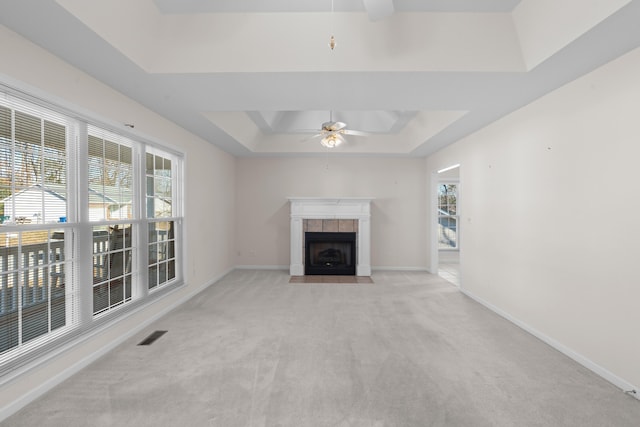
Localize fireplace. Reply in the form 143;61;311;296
305;232;356;275
288;197;373;276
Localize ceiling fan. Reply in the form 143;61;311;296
304;113;370;148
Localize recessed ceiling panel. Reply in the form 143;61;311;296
247;111;417;134
153;0;523;14
2;0;639;158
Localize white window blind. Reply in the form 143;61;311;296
0;86;183;376
0;96;75;359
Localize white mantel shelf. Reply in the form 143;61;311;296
288;197;374;276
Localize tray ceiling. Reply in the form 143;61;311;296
1;0;639;156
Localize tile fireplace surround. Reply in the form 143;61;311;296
288;197;373;276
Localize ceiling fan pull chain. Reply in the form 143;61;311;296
329;0;337;50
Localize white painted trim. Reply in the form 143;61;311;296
288;197;373;277
0;268;234;422
233;265;431;274
234;266;433;274
372;266;430;272
432;163;463;286
461;288;639;399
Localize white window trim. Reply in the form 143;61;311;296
437;180;460;251
0;82;184;377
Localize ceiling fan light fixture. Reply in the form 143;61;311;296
320;134;343;148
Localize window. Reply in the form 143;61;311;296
438;183;458;249
88;132;133;222
0;88;183;370
0;105;68;224
88;129;136;315
146;150;177;290
146;151;172;219
148;221;175;290
0;101;72;355
92;224;133;315
0;230;68;353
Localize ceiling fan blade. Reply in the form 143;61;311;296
362;0;394;21
300;133;323;142
322;121;347;132
333;121;347;131
289;129;322;133
343;129;370;137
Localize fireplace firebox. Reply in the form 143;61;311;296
305;232;356;275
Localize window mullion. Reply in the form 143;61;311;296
75;123;93;325
10;109;16;221
0;85;183;370
135;144;148;300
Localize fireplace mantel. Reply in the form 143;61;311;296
288;197;373;276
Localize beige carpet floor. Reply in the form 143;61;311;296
2;269;639;427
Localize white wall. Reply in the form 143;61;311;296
1;24;237;282
426;46;640;391
0;25;236;415
236;156;427;270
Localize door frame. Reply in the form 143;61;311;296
430;164;461;283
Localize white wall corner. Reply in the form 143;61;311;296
460;288;639;398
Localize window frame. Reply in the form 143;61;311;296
144;147;181;291
437;182;459;250
0;84;184;375
0;96;77;359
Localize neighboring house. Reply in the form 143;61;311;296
88;186;132;222
0;184;66;224
1;184;136;223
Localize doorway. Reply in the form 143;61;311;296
434;165;460;285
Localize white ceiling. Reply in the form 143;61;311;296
153;0;524;14
1;0;640;157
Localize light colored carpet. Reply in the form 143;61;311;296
2;269;639;427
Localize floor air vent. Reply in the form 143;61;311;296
138;330;168;346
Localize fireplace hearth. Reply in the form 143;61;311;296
305;232;356;275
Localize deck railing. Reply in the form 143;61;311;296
0;233;110;314
0;233;112;352
0;240;64;315
0;239;66;351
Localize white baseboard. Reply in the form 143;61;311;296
372;266;430;272
0;267;234;422
233;265;435;273
232;265;433;274
3;269;636;421
460;288;639;400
